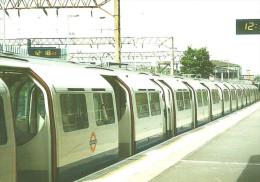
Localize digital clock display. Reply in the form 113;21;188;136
28;47;61;58
236;19;260;35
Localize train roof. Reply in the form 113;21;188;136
199;80;219;90
181;79;207;90
0;54;113;91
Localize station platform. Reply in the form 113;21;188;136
76;102;260;182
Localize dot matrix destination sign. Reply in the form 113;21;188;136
28;47;61;58
236;19;260;35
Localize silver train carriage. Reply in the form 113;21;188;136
0;54;259;182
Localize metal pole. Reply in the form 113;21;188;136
114;0;121;66
67;15;70;61
171;37;174;75
2;0;6;53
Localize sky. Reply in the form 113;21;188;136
1;0;260;75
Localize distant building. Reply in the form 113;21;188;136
211;60;241;80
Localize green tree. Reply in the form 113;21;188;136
180;46;215;78
254;74;260;81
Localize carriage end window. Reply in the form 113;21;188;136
60;94;89;132
93;93;115;126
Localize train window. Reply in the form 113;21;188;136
223;90;229;102
60;94;89;132
135;93;149;118
196;91;203;107
149;92;161;116
93;93;115;126
0;96;7;145
16;81;35;121
37;92;46;119
183;91;191;109
176;92;184;111
202;90;208;106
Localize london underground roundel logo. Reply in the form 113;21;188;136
89;132;97;152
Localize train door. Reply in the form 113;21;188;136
201;83;212;122
102;75;134;158
151;79;172;139
1;70;53;182
158;80;177;137
0;79;16;182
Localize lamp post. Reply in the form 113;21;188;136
67;14;79;61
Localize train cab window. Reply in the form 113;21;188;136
183;91;191;109
93;93;115;126
60;94;89;132
202;90;209;106
135;93;149;118
223;90;229;102
196;91;203;107
176;92;184;111
149;92;161;116
0;96;7;145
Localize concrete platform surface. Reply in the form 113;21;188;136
150;104;260;182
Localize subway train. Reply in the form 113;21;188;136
0;54;259;182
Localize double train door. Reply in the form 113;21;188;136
0;69;53;182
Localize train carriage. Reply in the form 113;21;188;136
224;83;237;112
200;80;222;120
215;82;231;115
249;85;258;103
114;71;164;154
244;85;252;105
182;79;210;127
96;70;165;157
46;66;119;181
246;85;253;104
232;84;243;110
0;53;259;182
0;56;119;182
150;74;175;139
238;84;248;107
162;77;193;135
